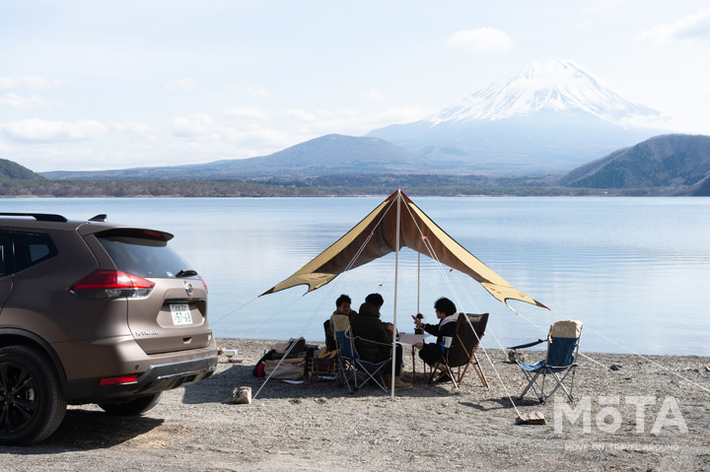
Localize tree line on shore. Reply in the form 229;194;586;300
0;174;670;198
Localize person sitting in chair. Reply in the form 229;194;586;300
351;293;412;390
333;294;356;320
412;297;459;374
326;294;357;352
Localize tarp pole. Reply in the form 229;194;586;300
391;190;401;397
417;252;421;314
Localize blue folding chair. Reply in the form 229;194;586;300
334;326;390;394
508;320;583;404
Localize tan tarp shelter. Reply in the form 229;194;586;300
261;190;547;310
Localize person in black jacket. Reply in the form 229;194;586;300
412;297;459;368
350;293;411;390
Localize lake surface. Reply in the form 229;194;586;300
3;196;709;356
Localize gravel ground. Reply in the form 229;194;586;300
2;339;709;471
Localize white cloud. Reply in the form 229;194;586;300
111;122;161;140
169;114;218;138
278;106;434;137
284;108;318;122
222;106;270;120
166;78;195;91
361;89;386;103
0;76;61;90
169;112;296;151
226;83;270;97
447;28;515;54
0;93;61;110
0;119;108;143
221;126;295;150
638;7;710;44
377;106;435;124
244;85;269;97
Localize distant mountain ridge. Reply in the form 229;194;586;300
41;135;429;180
0;159;44;180
560;134;710;194
40;133;710;196
17;133;710;196
367;60;666;174
202;134;429;176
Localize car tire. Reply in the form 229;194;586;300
0;345;67;446
98;392;162;416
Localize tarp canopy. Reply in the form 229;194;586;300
261;190;547;310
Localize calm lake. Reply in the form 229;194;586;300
3;196;708;356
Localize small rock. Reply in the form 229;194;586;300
232;386;252;404
609;364;623;371
705;365;710;373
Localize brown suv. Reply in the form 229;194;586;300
0;212;218;445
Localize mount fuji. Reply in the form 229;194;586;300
367;60;668;174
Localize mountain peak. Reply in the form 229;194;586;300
428;59;659;125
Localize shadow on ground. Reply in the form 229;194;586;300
181;362;472;403
4;409;165;454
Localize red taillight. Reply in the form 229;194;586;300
99;374;139;386
69;270;155;299
198;275;208;292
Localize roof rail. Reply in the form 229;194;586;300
0;212;68;222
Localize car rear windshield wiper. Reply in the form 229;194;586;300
176;269;198;278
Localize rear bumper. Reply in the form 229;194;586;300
63;354;218;404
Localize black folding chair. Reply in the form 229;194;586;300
429;313;489;388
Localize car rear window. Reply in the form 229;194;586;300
96;229;192;279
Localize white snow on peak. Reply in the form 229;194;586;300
428;60;659;125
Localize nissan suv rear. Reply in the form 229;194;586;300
0;212;218;445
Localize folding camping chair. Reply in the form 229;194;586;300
323;319;337;353
429;313;489;388
333;317;390;393
330;314;351;387
507;320;583;404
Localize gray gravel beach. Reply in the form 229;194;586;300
2;339;708;471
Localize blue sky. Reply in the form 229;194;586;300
1;0;709;172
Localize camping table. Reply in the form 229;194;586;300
397;333;425;383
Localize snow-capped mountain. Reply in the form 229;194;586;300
429;60;659;125
367;60;667;174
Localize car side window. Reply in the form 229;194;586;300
13;232;58;272
0;232;10;276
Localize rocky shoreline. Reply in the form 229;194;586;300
2;338;708;471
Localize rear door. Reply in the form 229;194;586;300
93;228;212;354
0;231;13;311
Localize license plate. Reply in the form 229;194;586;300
170;304;193;325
